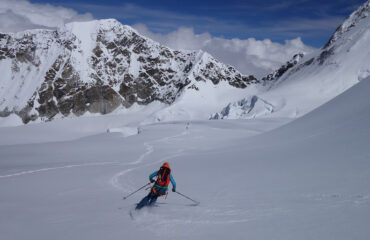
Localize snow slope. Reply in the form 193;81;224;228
0;102;163;145
256;0;370;118
0;75;369;240
211;1;370;120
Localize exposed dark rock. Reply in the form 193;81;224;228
147;68;166;86
160;49;173;58
0;19;260;124
106;42;116;49
0;108;12;117
187;84;199;91
72;91;87;116
61;62;73;79
137;56;145;62
85;85;122;114
44;68;57;82
37;100;59;119
290;58;315;75
262;53;304;82
38;84;53;104
93;45;103;57
18;108;37;124
16;51;34;63
119;81;136;107
133;43;147;54
317;47;335;65
184;62;193;73
52;57;63;72
58;97;74;116
135;78;154;102
195;76;205;82
229;74;257;88
53;88;66;100
106;61;117;69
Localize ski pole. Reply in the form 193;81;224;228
122;182;151;200
175;191;200;205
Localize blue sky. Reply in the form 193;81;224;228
29;0;365;47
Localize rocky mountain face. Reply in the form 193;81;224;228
261;53;304;82
0;19;257;123
323;0;370;49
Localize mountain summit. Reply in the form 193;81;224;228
255;0;370;117
210;0;370;120
1;1;370;124
0;19;257;123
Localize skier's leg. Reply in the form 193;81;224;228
149;187;166;206
148;194;159;206
136;195;150;210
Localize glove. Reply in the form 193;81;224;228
172;188;176;192
150;179;155;183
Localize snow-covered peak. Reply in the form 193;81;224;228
208;1;370;121
65;19;138;37
250;0;370;119
324;0;370;49
65;19;122;30
0;19;257;123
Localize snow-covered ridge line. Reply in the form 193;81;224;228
0;19;258;124
2;0;370;125
323;0;370;49
209;1;370;121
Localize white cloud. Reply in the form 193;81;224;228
0;0;93;33
0;0;316;77
133;24;316;77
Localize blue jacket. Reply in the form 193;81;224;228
149;171;176;191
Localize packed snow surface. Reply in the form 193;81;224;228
0;77;370;239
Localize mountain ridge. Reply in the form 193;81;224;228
1;0;370;125
210;0;370;120
0;19;257;123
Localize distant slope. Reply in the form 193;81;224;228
258;0;370;117
211;0;370;120
257;76;370;146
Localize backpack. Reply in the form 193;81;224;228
156;166;171;187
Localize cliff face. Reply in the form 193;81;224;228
0;19;257;123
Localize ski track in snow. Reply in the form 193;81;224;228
0;162;119;179
109;128;283;235
110;130;188;192
109;128;291;235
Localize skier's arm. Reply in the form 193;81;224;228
170;174;176;191
149;171;158;182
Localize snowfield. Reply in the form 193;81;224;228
1;76;369;240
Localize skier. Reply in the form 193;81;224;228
135;162;176;210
